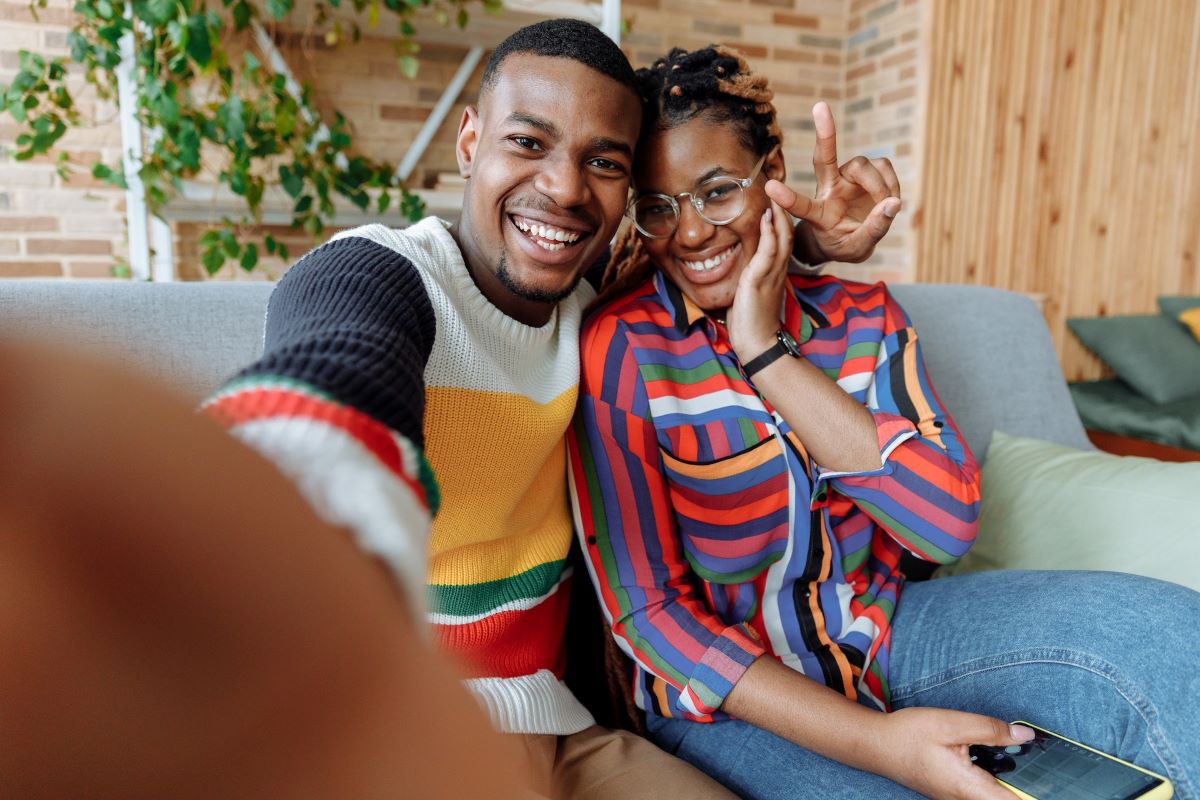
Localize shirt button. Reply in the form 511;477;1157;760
933;421;945;428
586;536;597;545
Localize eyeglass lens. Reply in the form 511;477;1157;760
632;177;747;238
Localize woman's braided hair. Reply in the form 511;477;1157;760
595;45;783;309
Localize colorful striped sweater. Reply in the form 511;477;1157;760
567;272;981;720
206;217;595;735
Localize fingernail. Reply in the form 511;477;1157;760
1010;724;1035;742
883;199;901;218
763;209;773;222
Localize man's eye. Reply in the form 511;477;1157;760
590;158;625;173
510;136;542;151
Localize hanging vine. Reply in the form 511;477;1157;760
0;0;500;274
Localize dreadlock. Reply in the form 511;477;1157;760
595;45;784;309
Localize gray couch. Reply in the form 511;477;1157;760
0;279;1091;463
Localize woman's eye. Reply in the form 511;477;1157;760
704;182;737;201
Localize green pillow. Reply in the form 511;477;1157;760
1158;295;1200;319
939;431;1200;591
1067;314;1200;404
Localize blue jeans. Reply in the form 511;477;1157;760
645;570;1200;800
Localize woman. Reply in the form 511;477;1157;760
566;46;1200;799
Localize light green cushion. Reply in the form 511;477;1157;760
940;431;1200;591
1067;314;1200;404
1158;295;1200;320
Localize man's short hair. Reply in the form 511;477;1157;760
480;18;638;98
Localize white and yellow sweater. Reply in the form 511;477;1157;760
207;217;595;735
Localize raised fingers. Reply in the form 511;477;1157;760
840;155;893;205
765;178;819;225
872;157;901;199
811;101;840;188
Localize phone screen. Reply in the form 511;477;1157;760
969;728;1164;800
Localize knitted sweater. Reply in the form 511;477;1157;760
205;217;595;735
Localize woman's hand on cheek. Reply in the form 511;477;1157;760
727;199;793;361
873;707;1036;800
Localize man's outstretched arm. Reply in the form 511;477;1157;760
0;339;525;799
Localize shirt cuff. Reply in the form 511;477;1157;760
677;623;766;718
810;411;918;494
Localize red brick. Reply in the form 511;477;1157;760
0;260;62;277
0;216;58;232
26;238;112;255
899;65;917;81
726;42;768;59
880;85;917;104
772;12;819;28
749;0;795;7
65;260;120;278
0;1;73;24
847;62;877;80
895;141;913;157
380;105;430;122
823;52;842;66
774;48;818;64
882;47;917;68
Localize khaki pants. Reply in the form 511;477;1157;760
518;725;738;800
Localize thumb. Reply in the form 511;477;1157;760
765;179;817;223
966;714;1037;748
839;197;900;257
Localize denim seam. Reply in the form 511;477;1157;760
890;647;1192;798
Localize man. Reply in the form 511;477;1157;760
204;18;900;798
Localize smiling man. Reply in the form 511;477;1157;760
202;17;898;799
204;19;736;799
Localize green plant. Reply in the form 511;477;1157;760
1;0;501;274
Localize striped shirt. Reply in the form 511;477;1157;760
567;271;980;721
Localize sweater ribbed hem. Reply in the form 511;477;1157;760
463;670;595;735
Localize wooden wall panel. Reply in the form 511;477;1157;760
915;0;1200;380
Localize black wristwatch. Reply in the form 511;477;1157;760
743;329;802;378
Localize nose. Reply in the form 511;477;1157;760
532;154;590;209
676;198;716;245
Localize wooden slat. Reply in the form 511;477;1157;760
916;0;1200;381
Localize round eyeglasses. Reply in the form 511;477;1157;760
628;155;767;239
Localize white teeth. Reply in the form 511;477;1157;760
535;240;565;251
682;244;737;272
512;215;581;244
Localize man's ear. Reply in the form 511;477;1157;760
765;144;786;183
456;106;479;179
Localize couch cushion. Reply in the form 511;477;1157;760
889;284;1091;461
0;280;274;400
939;431;1200;591
1067;314;1200;404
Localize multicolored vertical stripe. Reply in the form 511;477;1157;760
567;271;981;721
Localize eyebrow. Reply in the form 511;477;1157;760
590;137;634;159
503;113;633;160
504;112;559;138
638;165;735;196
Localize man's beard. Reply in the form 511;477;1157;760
495;251;586;305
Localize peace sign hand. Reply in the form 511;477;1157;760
766;101;901;266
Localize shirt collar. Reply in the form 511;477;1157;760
652;263;827;345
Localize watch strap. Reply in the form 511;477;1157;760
743;330;798;378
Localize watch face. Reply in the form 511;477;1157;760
778;330;801;356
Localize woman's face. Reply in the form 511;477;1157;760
633;116;785;312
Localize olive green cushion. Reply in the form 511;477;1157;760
1158;295;1200;320
1070;380;1200;452
940;431;1200;591
1067;314;1200;404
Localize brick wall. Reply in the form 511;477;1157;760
1;0;922;282
837;0;920;284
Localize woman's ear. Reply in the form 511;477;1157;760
455;106;479;179
765;144;786;183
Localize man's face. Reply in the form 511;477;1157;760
454;54;641;325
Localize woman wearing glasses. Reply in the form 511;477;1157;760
567;46;1200;799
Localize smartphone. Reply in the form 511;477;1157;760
969;721;1173;800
